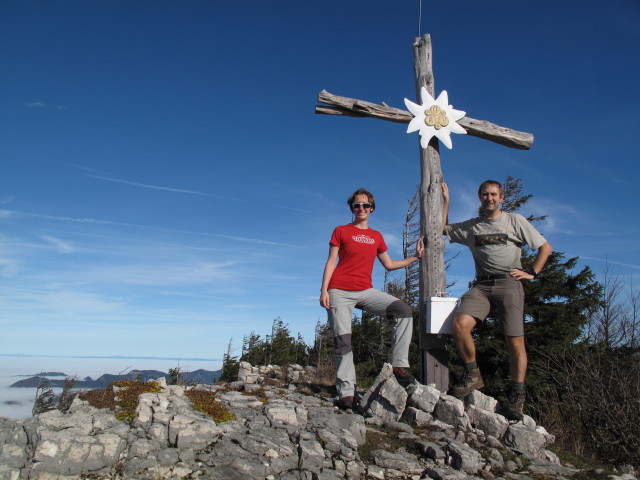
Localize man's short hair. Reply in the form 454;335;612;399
347;188;376;211
478;180;504;196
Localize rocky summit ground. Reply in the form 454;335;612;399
0;362;637;480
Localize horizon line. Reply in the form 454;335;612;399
0;353;219;362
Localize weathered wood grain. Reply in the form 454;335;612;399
316;90;534;150
413;34;449;392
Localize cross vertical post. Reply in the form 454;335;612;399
413;34;449;391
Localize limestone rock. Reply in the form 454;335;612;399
406;381;440;414
466;404;509;438
403;406;432;427
0;361;591;480
466;389;498;412
447;439;484;474
358;363;408;423
417;440;447;464
433;394;471;430
373;449;424;474
503;422;555;459
237;361;260;384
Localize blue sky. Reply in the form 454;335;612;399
1;0;639;366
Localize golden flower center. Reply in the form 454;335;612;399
424;105;449;130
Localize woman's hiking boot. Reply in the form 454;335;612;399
450;367;484;398
335;396;354;411
392;367;415;387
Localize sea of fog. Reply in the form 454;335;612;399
0;355;221;419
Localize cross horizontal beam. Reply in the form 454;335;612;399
315;90;534;150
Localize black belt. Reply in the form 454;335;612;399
476;274;508;281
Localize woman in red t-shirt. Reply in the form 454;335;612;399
320;188;424;410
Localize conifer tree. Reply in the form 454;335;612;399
308;318;334;376
240;331;265;366
403;190;421;307
295;332;308;365
221;338;240;381
269;317;298;365
32;379;56;416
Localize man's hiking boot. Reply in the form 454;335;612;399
450;367;484;398
336;396;354;411
392;367;415;387
505;390;525;421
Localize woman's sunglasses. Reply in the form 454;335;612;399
352;203;372;209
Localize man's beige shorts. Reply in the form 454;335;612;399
456;275;525;336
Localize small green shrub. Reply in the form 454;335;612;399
80;380;161;424
112;380;162;423
185;390;236;422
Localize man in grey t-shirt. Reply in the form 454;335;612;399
442;180;552;420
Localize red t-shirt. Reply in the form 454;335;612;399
327;224;388;291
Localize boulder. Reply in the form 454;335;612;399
358;363;408;423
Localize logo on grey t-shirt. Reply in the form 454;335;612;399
475;234;508;246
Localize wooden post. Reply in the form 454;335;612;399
413;35;449;391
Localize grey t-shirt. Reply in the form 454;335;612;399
446;212;546;276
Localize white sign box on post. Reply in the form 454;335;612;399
426;297;458;334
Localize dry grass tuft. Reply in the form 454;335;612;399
80;380;161;423
80;381;236;424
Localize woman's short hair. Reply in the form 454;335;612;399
347;188;375;211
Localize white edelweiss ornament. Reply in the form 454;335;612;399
404;87;466;149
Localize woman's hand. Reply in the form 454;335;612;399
320;246;339;309
320;290;331;309
416;237;425;259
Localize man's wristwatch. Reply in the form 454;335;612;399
525;268;538;278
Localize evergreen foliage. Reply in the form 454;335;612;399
234;318;308;369
241;331;265;366
268;318;304;365
57;376;79;412
32;379;56;416
32;375;80;416
351;310;391;388
402;191;421;307
168;366;184;386
307;319;334;378
220;338;240;382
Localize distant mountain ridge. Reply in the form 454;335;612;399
10;369;221;389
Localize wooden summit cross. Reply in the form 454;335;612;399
315;34;534;392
